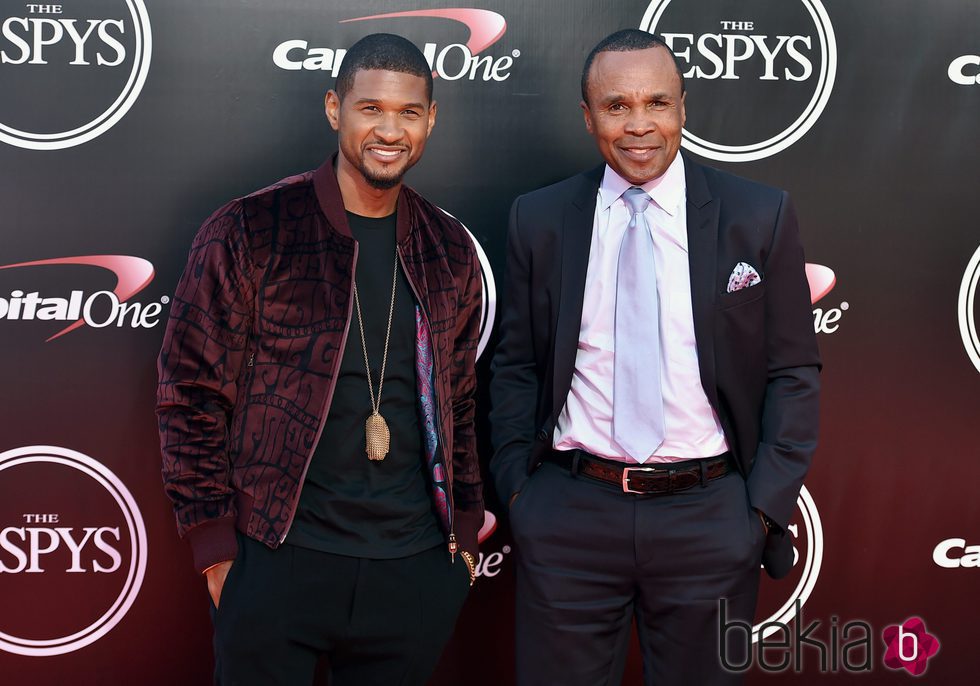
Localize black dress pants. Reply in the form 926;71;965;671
511;462;766;686
210;536;470;686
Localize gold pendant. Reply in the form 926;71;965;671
365;411;390;461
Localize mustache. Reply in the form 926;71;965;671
618;140;661;147
365;142;409;151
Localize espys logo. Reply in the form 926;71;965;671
805;263;847;335
0;1;152;150
441;209;496;358
0;446;148;656
0;254;167;341
640;0;836;161
273;8;519;82
948;55;979;85
753;486;823;644
958;245;980;373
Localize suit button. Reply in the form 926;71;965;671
536;429;549;441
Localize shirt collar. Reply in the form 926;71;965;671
597;152;686;217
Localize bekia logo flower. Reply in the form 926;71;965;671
881;617;939;676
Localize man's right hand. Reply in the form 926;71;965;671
205;560;234;609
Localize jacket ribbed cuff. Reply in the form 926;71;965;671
185;516;239;574
453;508;483;558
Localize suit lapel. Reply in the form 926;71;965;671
552;165;603;424
684;155;721;409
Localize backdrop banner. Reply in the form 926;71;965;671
1;1;978;684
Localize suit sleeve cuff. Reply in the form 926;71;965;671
492;457;529;513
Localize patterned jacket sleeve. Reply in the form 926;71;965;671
450;239;485;556
156;200;254;574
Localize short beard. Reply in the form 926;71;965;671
362;168;402;190
355;152;409;191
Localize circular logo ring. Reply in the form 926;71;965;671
754;485;824;641
958;244;980;373
640;0;837;162
0;1;153;150
439;208;498;359
0;446;148;656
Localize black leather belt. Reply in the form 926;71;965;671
543;449;734;495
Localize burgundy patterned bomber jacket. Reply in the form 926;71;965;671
156;158;484;573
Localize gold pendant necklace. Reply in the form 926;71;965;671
352;250;399;461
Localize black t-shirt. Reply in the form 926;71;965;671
286;211;444;557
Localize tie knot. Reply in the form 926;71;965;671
622;186;650;216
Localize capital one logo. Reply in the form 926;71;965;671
753;486;823;643
806;263;848;335
0;446;148;656
474;511;512;578
958;244;980;373
933;537;980;568
0;254;167;341
273;8;519;82
0;1;152;150
948;55;979;85
640;0;836;162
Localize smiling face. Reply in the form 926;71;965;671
581;46;686;184
326;68;436;192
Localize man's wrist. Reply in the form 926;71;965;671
202;559;233;576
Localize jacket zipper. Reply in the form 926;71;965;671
278;244;359;544
397;246;457;562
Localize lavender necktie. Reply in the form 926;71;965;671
613;186;665;462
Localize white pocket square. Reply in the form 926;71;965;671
727;262;762;293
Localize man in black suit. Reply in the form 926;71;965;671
490;30;820;686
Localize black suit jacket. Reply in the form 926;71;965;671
489;154;821;579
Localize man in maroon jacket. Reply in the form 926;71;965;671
157;33;483;685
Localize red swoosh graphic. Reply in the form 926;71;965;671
477;510;497;544
0;255;155;341
804;263;836;305
340;8;507;58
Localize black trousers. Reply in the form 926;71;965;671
510;461;765;686
210;536;471;686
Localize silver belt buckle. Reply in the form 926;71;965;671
622;465;658;494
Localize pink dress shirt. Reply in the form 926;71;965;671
553;155;729;463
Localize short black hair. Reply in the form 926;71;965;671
581;29;685;103
335;33;433;102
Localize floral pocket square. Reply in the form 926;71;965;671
727;262;762;293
